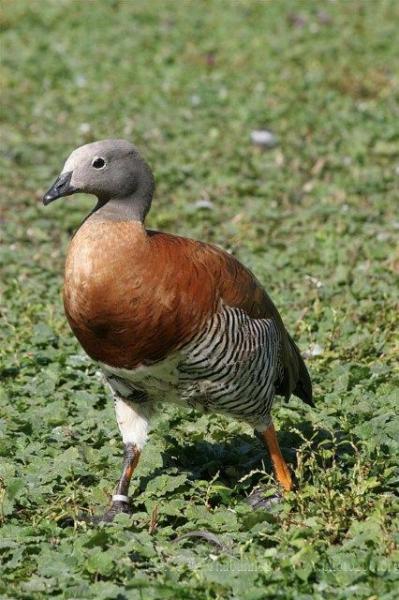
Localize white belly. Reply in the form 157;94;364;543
100;354;183;404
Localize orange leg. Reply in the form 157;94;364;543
262;422;293;492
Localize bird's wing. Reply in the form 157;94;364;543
149;232;313;405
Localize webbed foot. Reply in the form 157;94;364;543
246;487;283;510
91;499;132;523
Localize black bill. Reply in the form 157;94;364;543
42;171;76;205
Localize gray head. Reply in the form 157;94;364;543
43;139;155;222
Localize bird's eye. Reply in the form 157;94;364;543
92;157;106;169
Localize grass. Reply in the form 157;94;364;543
0;0;398;598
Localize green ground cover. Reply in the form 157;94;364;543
0;1;398;598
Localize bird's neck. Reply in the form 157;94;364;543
93;194;150;223
74;192;151;239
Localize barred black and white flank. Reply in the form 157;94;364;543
102;305;291;435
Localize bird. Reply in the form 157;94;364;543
43;139;312;521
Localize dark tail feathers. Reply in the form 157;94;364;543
289;335;314;407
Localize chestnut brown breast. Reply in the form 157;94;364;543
63;219;283;370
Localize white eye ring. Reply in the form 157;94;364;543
92;157;106;169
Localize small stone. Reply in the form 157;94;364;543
303;344;324;359
250;129;278;148
79;123;91;134
310;343;323;356
193;199;214;210
305;275;323;289
190;94;201;107
74;74;87;88
302;180;315;193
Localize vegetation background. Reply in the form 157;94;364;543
0;0;398;598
